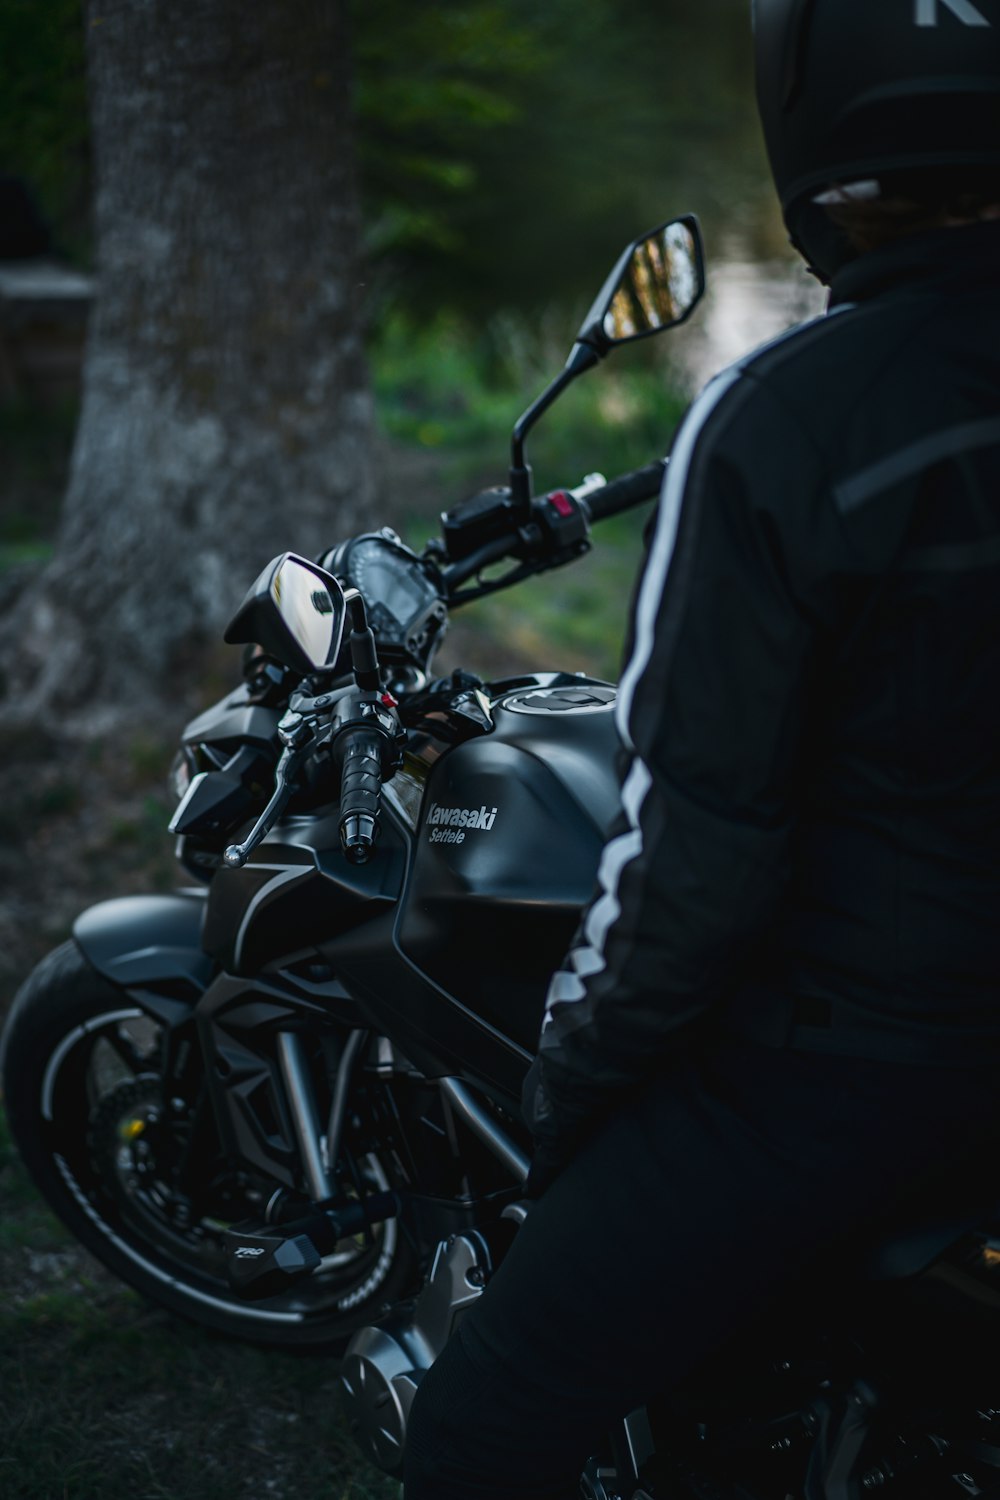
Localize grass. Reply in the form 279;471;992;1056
0;1110;398;1500
0;396;77;573
0;539;54;570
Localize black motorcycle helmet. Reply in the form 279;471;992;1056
753;0;1000;281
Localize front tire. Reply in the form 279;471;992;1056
1;940;414;1349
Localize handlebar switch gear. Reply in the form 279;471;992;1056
441;485;518;561
534;487;592;562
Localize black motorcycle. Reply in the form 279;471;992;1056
5;219;1000;1500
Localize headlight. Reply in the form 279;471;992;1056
169;750;194;803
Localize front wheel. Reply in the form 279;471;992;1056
1;941;414;1349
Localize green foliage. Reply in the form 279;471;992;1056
372;314;688;680
104;794;177;891
373;310;688;492
0;0;771;320
354;0;540;263
0;1105;50;1215
0;540;54;572
32;778;82;818
354;0;770;321
127;735;172;784
0;396;77;568
0;0;88;255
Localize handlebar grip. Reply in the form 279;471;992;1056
582;460;666;523
338;727;383;865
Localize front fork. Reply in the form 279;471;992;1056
274;1030;335;1202
218;1023;405;1301
272;1026;371;1205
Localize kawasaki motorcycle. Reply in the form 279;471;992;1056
5;219;1000;1500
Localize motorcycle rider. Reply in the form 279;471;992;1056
404;3;1000;1495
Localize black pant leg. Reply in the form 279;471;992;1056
404;1041;1000;1500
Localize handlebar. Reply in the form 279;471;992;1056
441;458;667;604
580;459;666;523
330;456;665;841
215;459;666;868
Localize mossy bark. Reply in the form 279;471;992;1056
5;0;373;729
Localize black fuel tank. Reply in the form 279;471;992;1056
395;679;622;1052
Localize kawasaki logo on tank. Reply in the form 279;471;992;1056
426;802;498;845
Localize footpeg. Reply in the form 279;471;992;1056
224;1190;400;1300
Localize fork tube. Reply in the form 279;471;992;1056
325;1029;367;1178
275;1032;333;1203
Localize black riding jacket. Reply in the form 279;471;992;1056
527;220;1000;1151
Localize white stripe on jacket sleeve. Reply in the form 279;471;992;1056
544;367;744;1025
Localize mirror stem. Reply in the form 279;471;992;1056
342;589;380;690
510;343;601;515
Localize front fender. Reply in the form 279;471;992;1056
74;890;214;1001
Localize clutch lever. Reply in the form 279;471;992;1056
222;710;314;868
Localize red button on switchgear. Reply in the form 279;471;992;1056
549;491;574;517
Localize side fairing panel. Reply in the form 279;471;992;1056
201;808;407;974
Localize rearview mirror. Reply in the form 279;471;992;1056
575;216;705;356
509;214;705;517
224;553;347;676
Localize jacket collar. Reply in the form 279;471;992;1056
829;219;1000;308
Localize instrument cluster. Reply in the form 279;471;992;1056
320;530;448;671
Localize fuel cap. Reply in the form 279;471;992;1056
502;685;616;715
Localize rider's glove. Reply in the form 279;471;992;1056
521;1054;573;1197
524;1138;568;1199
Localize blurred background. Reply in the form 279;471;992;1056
0;0;822;651
0;3;823;1496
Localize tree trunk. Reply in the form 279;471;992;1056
5;0;373;729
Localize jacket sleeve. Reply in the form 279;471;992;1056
524;367;841;1149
